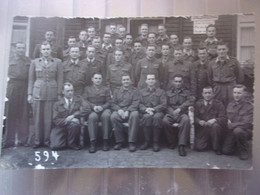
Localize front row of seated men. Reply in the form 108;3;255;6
50;72;253;160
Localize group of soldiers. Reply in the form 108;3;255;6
3;23;253;160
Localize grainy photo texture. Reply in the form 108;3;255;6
0;15;255;169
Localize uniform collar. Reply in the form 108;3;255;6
205;37;218;44
216;55;230;63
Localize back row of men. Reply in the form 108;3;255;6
3;24;252;161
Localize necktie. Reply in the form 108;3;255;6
68;99;72;110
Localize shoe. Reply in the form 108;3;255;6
103;140;109;151
239;151;249;160
33;144;41;149
140;142;149;150
178;145;186;156
214;150;222;155
89;141;96;153
153;143;160;152
128;143;136;152
70;145;81;150
114;143;122;150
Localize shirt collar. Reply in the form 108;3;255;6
64;97;73;105
205;37;218;44
71;59;79;64
216;55;230;63
87;58;95;63
204;100;212;106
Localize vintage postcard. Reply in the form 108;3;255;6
0;14;254;169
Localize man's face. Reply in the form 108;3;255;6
86;47;95;59
69;47;80;60
63;85;74;99
233;87;244;102
15;43;26;56
122;75;131;87
134;43;142;52
145;75;156;87
202;88;214;101
170;35;179;45
217;45;228;58
140;26;148;36
146;46;156;58
173;77;183;89
103;34;111;44
148;34;156;44
67;38;76;47
88;28;96;38
206;27;216;38
125;35;133;45
45;31;54;42
92;38;101;48
173;49;183;60
110;25;117;34
158;26;166;36
91;74;103;86
114;50;123;62
183;38;192;49
79;31;87;41
115;39;123;48
118;27;126;37
161;45;170;56
198;49;208;61
40;44;51;57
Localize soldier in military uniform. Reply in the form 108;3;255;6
106;49;134;93
182;36;198;63
32;31;63;60
139;74;166;152
3;42;31;148
106;38;124;66
135;24;149;48
109;23;119;45
75;30;88;60
123;34;133;63
194;86;226;155
63;36;77;61
83;73;111;153
50;82;91;150
111;74;140;152
130;41;146;76
162;75;195;156
156;24;170;48
208;42;244;106
62;46;88;96
28;42;63;148
135;44;163;89
169;34;180;56
222;85;253;160
160;44;173;69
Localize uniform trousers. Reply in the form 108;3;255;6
141;112;164;142
163;114;190;146
87;109;111;141
213;81;235;107
195;123;222;151
111;111;139;143
33;100;55;146
50;120;80;149
222;127;252;154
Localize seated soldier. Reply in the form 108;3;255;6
139;74;166;152
222;85;253;160
110;74;139;152
82;73;112;153
194;86;226;155
50;82;91;150
162;75;195;156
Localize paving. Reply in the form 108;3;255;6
0;143;252;170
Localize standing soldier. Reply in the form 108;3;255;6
106;49;133;93
160;44;173;69
28;42;63;148
208;41;244;106
3;42;31;148
139;74;166;152
110;74;139;152
182;36;198;63
135;44;163;89
76;30;88;59
92;36;107;65
106;38;124;66
109;23;119;45
130;41;146;74
86;26;96;45
162;75;195;156
194;86;226;155
118;26;127;40
156;24;170;48
83;73;111;153
222;85;253;160
102;33;113;53
135;24;149;47
33;31;63;60
62;46;87;96
63;36;77;61
169;34;179;56
123;34;133;63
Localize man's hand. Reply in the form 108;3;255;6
227;120;233;129
199;120;206;126
124;111;129;119
27;95;33;104
207;119;217;126
65;115;74;123
172;108;181;117
172;123;179;127
145;108;154;115
94;106;103;113
118;109;125;119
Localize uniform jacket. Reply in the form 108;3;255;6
52;96;91;127
8;54;31;81
139;87;166;114
28;57;63;101
135;35;148;47
227;100;253;130
111;86;139;112
195;99;227;127
82;85;111;111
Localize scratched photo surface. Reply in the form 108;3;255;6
0;15;254;169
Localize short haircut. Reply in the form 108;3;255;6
233;84;246;91
158;24;166;28
110;23;116;26
91;72;102;78
45;31;55;35
173;74;183;80
92;36;101;40
68;36;76;40
115;38;123;42
134;41;142;45
173;45;183;51
63;82;73;90
103;33;111;37
141;24;148;28
69;46;80;51
121;73;131;79
87;45;96;50
183;36;192;41
206;24;216;31
79;30;87;34
197;46;207;51
41;41;51;47
217;40;228;48
15;42;26;47
148;32;156;37
146;44;156;49
125;33;132;37
202;86;213;91
87;26;95;30
161;44;170;48
170;33;178;37
146;73;156;79
114;48;124;54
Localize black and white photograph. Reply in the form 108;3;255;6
0;14;255;169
